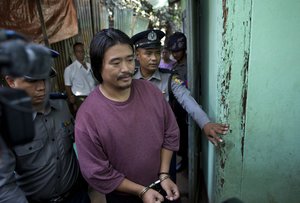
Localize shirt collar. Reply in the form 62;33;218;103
174;57;187;68
75;60;90;71
135;67;162;81
32;100;59;120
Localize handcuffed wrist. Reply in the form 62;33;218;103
158;172;169;176
159;174;171;182
139;186;150;199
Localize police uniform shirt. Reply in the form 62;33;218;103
172;59;187;82
134;67;211;129
12;99;79;201
134;67;171;101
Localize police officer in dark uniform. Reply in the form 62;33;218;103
1;41;90;203
167;32;187;82
132;30;229;173
167;32;190;172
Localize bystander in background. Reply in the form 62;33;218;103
64;42;97;115
159;46;176;70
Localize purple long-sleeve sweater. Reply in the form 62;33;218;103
75;79;179;194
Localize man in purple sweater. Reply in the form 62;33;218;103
75;28;180;203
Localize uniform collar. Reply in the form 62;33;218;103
173;58;187;70
32;99;59;120
135;67;162;81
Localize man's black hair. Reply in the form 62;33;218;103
89;28;134;83
73;42;84;51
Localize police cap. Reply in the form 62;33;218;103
167;32;187;52
131;29;165;49
24;44;58;80
1;40;58;80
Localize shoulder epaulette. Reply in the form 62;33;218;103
49;92;68;100
171;74;186;86
158;68;173;74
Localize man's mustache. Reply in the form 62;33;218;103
117;72;134;80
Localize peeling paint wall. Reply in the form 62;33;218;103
199;0;252;201
215;0;253;202
200;0;300;202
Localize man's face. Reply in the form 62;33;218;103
161;49;171;61
101;43;135;90
136;47;161;72
5;76;47;107
74;44;85;62
172;50;185;62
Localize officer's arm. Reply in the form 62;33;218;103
0;137;28;203
170;76;210;129
170;77;229;146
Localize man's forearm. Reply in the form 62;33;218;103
115;178;145;197
160;148;173;173
65;86;75;104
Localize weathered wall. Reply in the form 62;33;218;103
238;0;300;202
199;0;223;202
199;0;300;202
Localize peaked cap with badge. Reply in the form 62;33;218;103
131;29;165;49
1;40;58;80
167;32;187;52
23;44;58;80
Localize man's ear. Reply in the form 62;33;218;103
135;50;140;61
5;75;15;88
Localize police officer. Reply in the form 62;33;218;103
167;32;187;82
131;30;229;173
1;41;90;203
167;32;193;172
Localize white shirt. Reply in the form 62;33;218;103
64;60;97;96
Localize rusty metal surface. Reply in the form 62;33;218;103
0;0;145;92
51;0;109;92
50;39;74;92
0;0;78;44
52;0;107;91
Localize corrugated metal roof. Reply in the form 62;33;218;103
50;0;109;92
50;0;149;92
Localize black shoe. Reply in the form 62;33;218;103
176;160;187;172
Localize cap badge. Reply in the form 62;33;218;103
178;42;184;48
148;31;157;41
